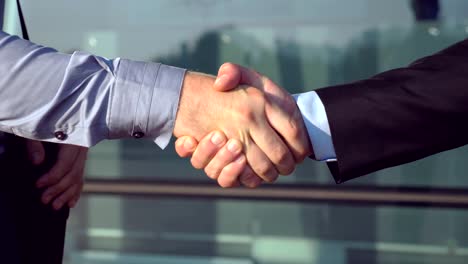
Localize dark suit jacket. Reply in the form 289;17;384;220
315;38;468;183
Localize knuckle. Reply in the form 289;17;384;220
274;152;294;175
240;174;259;188
248;87;266;102
53;179;70;192
295;146;310;162
288;119;301;139
283;164;295;176
253;161;273;179
267;173;279;183
273;146;290;165
47;174;62;183
236;105;257;123
61;175;74;186
44;187;58;198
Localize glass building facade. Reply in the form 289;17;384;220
3;0;468;263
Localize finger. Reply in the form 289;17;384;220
36;144;81;188
217;155;247;188
72;147;88;184
25;140;46;165
175;136;198;158
250;119;295;175
41;147;87;204
239;166;262;188
214;62;242;91
41;169;76;204
191;131;227;169
52;182;81;210
68;166;85;208
263;81;312;163
68;181;83;208
68;197;79;209
219;64;312;162
204;139;243;180
242;67;310;162
66;148;87;208
220;63;266;91
77;146;89;166
245;142;279;183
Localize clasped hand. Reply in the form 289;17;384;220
26;140;87;209
173;63;312;187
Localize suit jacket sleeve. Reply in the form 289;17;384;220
314;38;468;183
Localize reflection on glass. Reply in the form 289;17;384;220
67;196;468;264
18;0;468;187
4;1;468;263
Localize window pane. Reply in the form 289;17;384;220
13;0;468;188
66;196;468;264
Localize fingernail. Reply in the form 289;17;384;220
211;131;224;146
183;138;194;150
227;140;241;154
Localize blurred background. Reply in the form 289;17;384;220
3;0;468;263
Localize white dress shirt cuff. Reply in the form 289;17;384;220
293;91;337;161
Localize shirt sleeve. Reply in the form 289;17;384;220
293;91;337;161
0;30;185;148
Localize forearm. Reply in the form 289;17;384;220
316;38;468;182
0;31;185;148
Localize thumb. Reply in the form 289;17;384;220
25;139;46;165
214;62;243;92
215;62;268;92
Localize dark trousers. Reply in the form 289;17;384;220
0;135;69;264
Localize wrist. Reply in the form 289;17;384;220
173;71;215;138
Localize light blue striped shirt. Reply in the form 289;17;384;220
0;30;185;148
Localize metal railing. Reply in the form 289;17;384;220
83;179;468;208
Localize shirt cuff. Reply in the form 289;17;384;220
293;91;337;161
109;59;186;149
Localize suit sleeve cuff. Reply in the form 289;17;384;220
109;59;185;149
293;91;337;161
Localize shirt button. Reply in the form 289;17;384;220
54;131;68;141
132;131;145;139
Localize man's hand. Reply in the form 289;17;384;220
26;140;88;210
175;132;252;187
174;64;312;187
174;71;300;186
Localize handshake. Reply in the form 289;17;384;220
173;63;313;188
